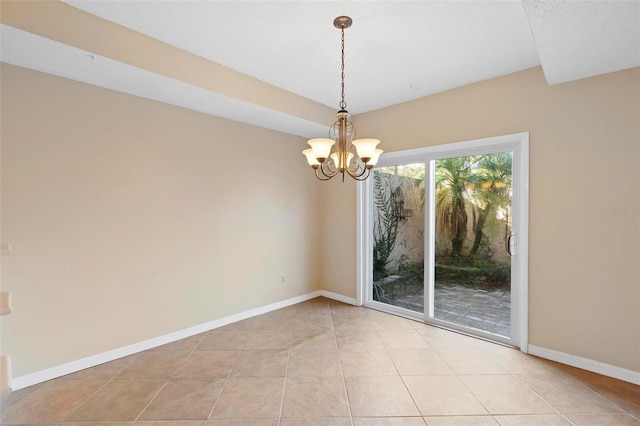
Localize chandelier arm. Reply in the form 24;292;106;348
321;157;339;175
345;161;369;179
346;167;372;181
314;167;336;181
315;160;340;180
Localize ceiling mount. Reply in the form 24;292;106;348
333;16;352;30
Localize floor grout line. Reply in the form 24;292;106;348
330;302;356;426
204;328;246;422
58;352;141;423
134;331;208;423
275;308;297;426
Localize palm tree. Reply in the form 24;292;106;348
435;157;475;258
467;153;512;257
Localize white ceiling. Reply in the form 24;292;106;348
1;1;639;138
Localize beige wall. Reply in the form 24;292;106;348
324;66;639;372
0;64;322;378
1;59;638;380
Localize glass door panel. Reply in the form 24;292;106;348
371;163;425;313
431;152;513;337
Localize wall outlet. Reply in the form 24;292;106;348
0;292;11;316
280;275;286;286
0;243;11;256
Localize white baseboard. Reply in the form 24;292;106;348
11;291;323;391
319;290;357;305
14;292;639;389
528;344;640;385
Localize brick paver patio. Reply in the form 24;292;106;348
384;282;511;337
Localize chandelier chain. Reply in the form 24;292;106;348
339;27;346;110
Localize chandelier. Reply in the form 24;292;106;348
302;16;383;181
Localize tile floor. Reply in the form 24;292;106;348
1;297;639;425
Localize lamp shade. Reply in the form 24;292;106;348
368;149;384;167
352;138;380;161
302;149;320;167
307;138;335;160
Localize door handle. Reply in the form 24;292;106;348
507;233;516;256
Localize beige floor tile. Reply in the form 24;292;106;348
11;298;640;425
378;329;430;349
280;418;351;426
435;349;507;375
207;420;277;425
345;376;420;417
230;350;288;377
332;315;375;331
353;418;426;425
65;380;164;422
210;377;284;419
151;334;207;351
172;351;239;379
389;348;454;376
336;331;385;350
370;316;415;331
416;327;481;349
61;355;137;380
115;351;190;380
216;317;256;331
294;313;334;328
296;301;331;315
138;379;225;420
0;379;105;424
255;309;296;321
366;310;396;321
296;299;331;315
243;330;292;350
294;306;332;317
0;382;44;410
493;414;573;425
2;423;57;426
295;304;331;316
196;330;250;351
287;348;342;377
330;303;367;317
423;416;499;425
480;347;566;376
340;348;398;376
403;375;488;416
563;413;640;425
291;329;337;350
281;377;350;418
516;374;623;414
252;316;295;331
331;310;370;321
460;375;554;415
261;307;297;318
552;362;640;413
472;339;505;350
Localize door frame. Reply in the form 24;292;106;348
357;132;529;351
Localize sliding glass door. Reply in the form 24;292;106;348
361;133;528;348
